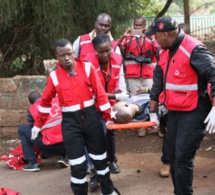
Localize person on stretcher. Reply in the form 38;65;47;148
111;94;150;124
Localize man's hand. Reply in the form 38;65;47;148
136;87;149;94
149;113;160;127
204;107;215;134
123;30;131;37
118;30;131;42
31;126;41;140
106;120;115;125
149;35;155;41
115;93;129;101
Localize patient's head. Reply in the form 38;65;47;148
111;101;137;123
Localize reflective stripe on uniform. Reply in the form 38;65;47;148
89;152;107;161
39;106;51;113
124;60;138;65
112;64;121;69
41;118;62;130
125;60;155;66
71;176;87;184
166;83;198;91
99;102;111;111
179;45;191;58
62;99;95;112
148;62;157;67
80;40;91;45
69;155;86;166
62;104;81;112
159;49;164;55
84;99;95;107
50;71;59;86
97;166;110;176
84;62;91;78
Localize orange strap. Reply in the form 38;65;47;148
106;121;156;130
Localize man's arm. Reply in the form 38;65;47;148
115;65;128;94
73;36;81;58
150;65;164;103
34;76;57;128
27;110;34;127
87;63;112;121
190;45;215;100
191;45;215;133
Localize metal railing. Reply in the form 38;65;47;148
145;15;215;40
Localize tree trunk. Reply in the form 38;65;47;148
156;0;173;18
184;0;191;34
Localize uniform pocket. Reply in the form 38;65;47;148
60;86;73;102
166;90;197;111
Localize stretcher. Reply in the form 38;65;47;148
106;121;156;130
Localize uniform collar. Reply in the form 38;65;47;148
169;29;185;58
89;29;114;41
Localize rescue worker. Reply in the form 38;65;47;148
84;34;128;190
146;16;215;195
73;13;120;61
18;90;68;172
31;39;119;195
118;16;159;137
137;86;170;177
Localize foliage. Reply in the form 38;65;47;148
161;0;215;16
0;0;156;77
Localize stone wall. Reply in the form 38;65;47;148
0;75;46;138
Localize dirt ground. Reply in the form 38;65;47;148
1;130;215;195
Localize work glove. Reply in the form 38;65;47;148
115;93;129;101
106;120;115;125
204;107;215;134
149;113;160;128
31;126;41;140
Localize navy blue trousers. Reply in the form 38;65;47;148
18;124;66;164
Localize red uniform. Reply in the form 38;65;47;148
29;97;62;145
79;33;118;61
84;52;123;106
34;59;114;194
119;35;157;79
158;35;202;111
34;59;111;128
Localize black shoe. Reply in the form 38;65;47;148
101;187;121;195
89;173;99;191
22;163;40;172
57;156;69;168
108;162;120;174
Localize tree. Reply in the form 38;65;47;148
156;0;174;18
0;0;154;77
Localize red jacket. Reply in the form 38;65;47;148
84;52;123;106
119;36;157;78
34;59;111;128
158;35;202;111
79;33;118;60
29;97;63;145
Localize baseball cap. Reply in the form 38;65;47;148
145;16;178;36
